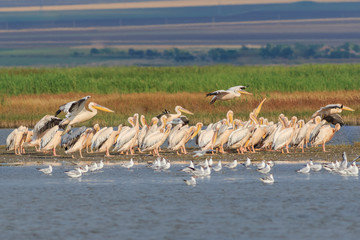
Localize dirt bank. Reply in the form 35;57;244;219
1;144;360;166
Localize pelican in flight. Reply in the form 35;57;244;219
206;85;252;104
312;104;354;126
55;96;114;133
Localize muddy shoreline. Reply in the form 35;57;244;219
1;144;360;166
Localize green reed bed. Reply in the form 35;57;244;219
1;64;360;96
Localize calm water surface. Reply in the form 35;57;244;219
1;164;360;240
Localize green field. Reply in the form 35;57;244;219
1;64;360;96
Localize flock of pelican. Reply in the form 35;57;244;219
5;86;355;158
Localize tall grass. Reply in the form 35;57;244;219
1;64;360;96
1;91;359;128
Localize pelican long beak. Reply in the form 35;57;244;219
93;104;114;113
180;108;194;115
238;89;253;95
253;98;266;118
343;106;355;112
191;124;202;140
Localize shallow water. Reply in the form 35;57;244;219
1;164;360;240
1;125;360;147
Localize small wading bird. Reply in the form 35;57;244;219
55;96;114;134
311;104;354;126
206;85;252;104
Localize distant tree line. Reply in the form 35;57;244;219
72;42;360;62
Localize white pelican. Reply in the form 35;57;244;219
184;176;196;186
272;116;297;153
61;126;87;158
168;123;203;155
29;115;62;151
164;106;193;123
213;110;234;154
260;174;274;184
199;123;220;152
137;115;149;152
92;125;122;157
55;96;114;133
312;104;355;126
291;120;307;152
312;123;341;152
304;116;322;147
246;113;267;153
6;126;28;155
40;125;63;156
206;85;252;104
141;124;172;156
227;115;256;154
37;165;53;174
114;114;139;155
83;124;100;153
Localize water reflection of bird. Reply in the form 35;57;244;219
260;174;274;184
184;176;196;186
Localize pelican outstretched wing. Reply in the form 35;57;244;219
61;126;87;149
33;115;62;140
55;96;91;118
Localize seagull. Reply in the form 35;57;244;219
37;165;52;174
243;157;251;168
161;160;171;170
97;160;104;170
65;168;82;178
180;161;195;173
75;165;89;173
309;160;322;172
184;176;196;186
296;163;310;173
212;160;222;172
255;160;266;169
225;160;238;169
191;166;205;177
88;162;98;172
257;162;271;174
121;158;134;169
198;158;209;168
268;160;275;168
203;166;211;176
260;174;274;184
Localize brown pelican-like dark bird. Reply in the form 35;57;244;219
311;104;354;126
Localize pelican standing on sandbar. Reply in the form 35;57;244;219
164;106;193;123
55;96;114;133
206;85;252;104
